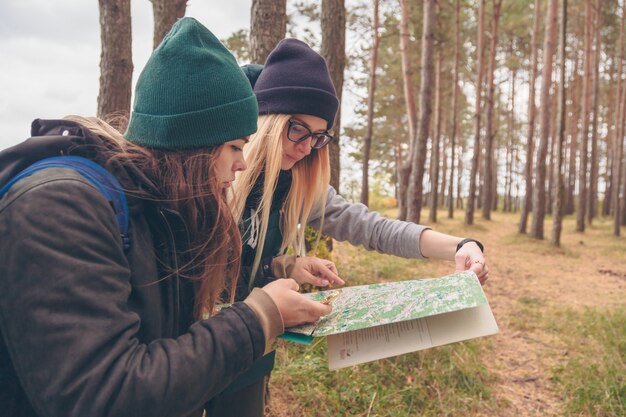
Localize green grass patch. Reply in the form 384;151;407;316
273;338;501;416
547;307;626;416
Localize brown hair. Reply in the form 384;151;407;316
64;115;241;319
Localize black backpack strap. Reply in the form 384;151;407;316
0;155;130;251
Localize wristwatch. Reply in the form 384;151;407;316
456;238;484;253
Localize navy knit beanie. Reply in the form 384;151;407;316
253;39;339;129
125;18;258;149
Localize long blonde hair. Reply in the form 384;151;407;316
231;114;330;282
63;115;241;319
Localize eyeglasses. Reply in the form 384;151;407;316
287;119;334;149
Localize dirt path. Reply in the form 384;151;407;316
267;212;625;416
461;214;626;417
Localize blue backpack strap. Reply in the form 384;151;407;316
0;155;130;252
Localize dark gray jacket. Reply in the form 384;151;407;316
0;120;272;417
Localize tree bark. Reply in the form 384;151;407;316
482;0;502;220
429;50;443;223
551;0;567;247
250;0;286;64
520;0;541;233
587;0;602;224
530;0;558;240
457;138;465;209
505;61;517;212
577;0;593;232
97;0;133;131
448;0;461;219
465;0;485;225
613;5;625;236
565;48;581;215
407;0;436;224
151;0;187;49
361;0;380;206
398;0;418;220
321;0;346;193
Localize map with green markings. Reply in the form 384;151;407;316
286;271;487;337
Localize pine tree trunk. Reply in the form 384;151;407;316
565;51;581;215
151;0;186;49
457;139;465;209
448;0;461;219
530;0;558;240
361;0;380;206
603;57;617;217
97;0;133;131
613;6;625;235
621;85;626;227
577;0;593;232
440;123;448;209
465;0;485;225
520;0;541;233
322;0;346;193
250;0;286;64
429;51;443;223
547;90;557;214
407;0;436;224
587;0;602;224
505;63;517;212
398;0;418;220
482;0;502;220
551;0;567;247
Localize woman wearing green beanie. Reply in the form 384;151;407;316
0;18;329;417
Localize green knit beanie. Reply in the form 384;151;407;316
125;18;258;149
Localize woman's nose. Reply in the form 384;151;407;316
296;137;313;155
235;155;247;172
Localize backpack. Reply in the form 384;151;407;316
0;155;130;251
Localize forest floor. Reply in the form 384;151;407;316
267;210;626;417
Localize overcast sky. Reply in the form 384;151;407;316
0;0;252;151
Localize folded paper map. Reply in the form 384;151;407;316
283;271;499;370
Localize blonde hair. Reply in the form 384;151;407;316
63;115;241;319
231;114;330;284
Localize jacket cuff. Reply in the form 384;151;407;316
272;255;297;278
243;288;284;355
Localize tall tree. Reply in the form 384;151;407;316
552;0;567;247
504;57;517;213
448;0;461;219
482;0;503;220
587;0;602;224
407;0;436;223
321;0;346;193
520;0;541;233
151;0;187;49
465;0;485;225
565;46;581;215
398;0;418;220
250;0;286;64
361;0;380;206
621;77;626;226
577;0;593;232
613;4;625;236
429;49;443;223
530;0;558;239
97;0;133;131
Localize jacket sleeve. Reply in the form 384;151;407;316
307;186;430;259
0;172;269;417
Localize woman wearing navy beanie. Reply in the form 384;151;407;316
206;38;490;416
